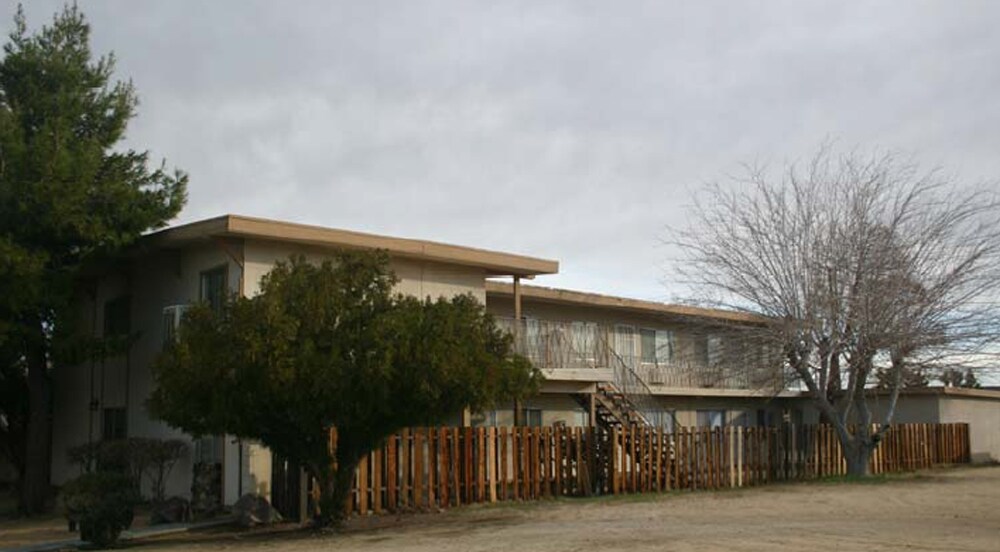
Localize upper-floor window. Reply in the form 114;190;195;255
102;407;127;440
707;334;724;366
570;321;598;363
640;329;657;363
199;265;228;313
103;295;131;337
640;328;675;365
613;325;636;361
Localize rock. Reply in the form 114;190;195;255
233;494;283;527
150;496;192;525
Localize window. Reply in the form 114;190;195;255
570;321;598;363
199;266;228;313
651;410;676;432
696;409;725;428
694;334;710;364
655;330;674;364
194;435;224;465
103;296;131;337
640;329;656;364
639;329;675;365
523;317;541;361
471;410;498;427
102;407;127;440
162;308;178;346
707;334;724;366
755;409;773;427
613;325;636;363
520;408;543;427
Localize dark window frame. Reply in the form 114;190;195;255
102;407;127;441
103;295;131;337
520;408;543;427
199;264;229;313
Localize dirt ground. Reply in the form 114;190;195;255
131;465;1000;552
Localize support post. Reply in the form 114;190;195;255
513;275;523;426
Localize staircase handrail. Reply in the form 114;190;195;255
600;334;660;427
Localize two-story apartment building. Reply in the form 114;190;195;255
51;214;1000;508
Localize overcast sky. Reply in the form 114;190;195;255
11;1;1000;301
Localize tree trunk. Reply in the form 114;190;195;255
844;440;872;477
21;335;52;514
313;454;361;527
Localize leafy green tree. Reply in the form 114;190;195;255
150;252;539;526
0;5;186;513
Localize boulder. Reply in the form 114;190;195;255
150;496;192;525
233;494;283;527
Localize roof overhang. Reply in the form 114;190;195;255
485;281;766;325
142;215;559;277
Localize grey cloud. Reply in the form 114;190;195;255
11;0;1000;300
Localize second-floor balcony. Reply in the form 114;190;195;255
495;316;783;392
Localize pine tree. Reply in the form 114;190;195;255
0;5;186;513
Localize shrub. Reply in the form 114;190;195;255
67;438;189;501
61;472;140;548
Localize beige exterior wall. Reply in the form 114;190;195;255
655;396;786;429
472;395;590;428
243;239;486;303
938;396;1000;463
51;242;240;499
796;395;943;426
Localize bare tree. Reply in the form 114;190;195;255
670;146;1000;475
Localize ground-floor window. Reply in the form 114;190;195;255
696;409;726;428
471;410;498;427
194;435;224;465
756;409;776;427
650;410;676;432
520;408;543;427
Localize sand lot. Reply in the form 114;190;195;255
133;466;1000;552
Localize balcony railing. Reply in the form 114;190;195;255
495;316;782;392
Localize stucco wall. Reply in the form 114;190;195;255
51;243;240;500
796;395;943;426
242;239;486;303
473;394;590;428
938;396;1000;463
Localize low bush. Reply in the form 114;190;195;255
67;438;188;501
61;472;140;548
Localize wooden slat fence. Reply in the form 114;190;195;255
293;422;969;517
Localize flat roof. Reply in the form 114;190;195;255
144;215;559;277
485;281;766;325
869;386;1000;401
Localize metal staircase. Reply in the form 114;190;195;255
573;333;660;429
497;315;661;429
